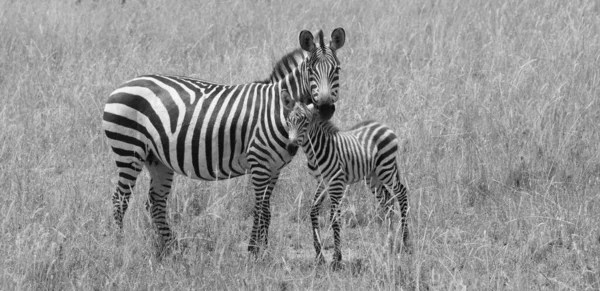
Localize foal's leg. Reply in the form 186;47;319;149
327;179;347;268
367;175;396;253
377;165;409;252
310;182;328;264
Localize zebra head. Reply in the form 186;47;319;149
281;89;317;156
299;28;345;121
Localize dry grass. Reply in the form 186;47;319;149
2;0;600;289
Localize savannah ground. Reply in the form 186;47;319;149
1;0;600;289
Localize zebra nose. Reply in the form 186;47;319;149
316;104;335;120
286;143;299;156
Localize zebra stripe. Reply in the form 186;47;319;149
102;29;345;256
282;94;409;265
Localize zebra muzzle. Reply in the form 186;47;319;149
317;104;335;120
286;142;299;156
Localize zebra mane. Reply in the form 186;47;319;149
317;30;325;50
256;48;307;84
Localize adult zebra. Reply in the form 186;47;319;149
102;28;345;255
282;92;409;265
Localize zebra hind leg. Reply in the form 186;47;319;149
380;167;410;253
111;157;144;234
145;157;176;258
367;175;394;223
367;176;396;255
392;170;410;252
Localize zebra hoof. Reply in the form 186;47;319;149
156;238;178;260
248;244;260;256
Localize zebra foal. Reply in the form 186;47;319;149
282;91;409;265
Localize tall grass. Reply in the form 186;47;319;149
1;0;599;289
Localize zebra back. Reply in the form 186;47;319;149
284;101;399;184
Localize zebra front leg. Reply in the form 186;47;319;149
328;180;346;268
145;159;176;258
310;182;327;265
248;169;278;256
261;175;278;247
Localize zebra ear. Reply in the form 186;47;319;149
281;90;295;112
330;27;345;50
299;30;316;52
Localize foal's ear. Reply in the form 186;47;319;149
281;89;295;111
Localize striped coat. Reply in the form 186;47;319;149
282;95;408;264
102;28;346;255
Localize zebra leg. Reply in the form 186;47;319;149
368;175;397;254
366;176;394;222
248;168;278;255
262;175;278;247
380;167;410;252
111;156;144;231
328;179;346;268
392;170;409;249
145;158;176;257
310;182;327;265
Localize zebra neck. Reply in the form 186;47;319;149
314;118;339;134
273;63;310;103
303;118;339;149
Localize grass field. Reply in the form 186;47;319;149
1;0;600;289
